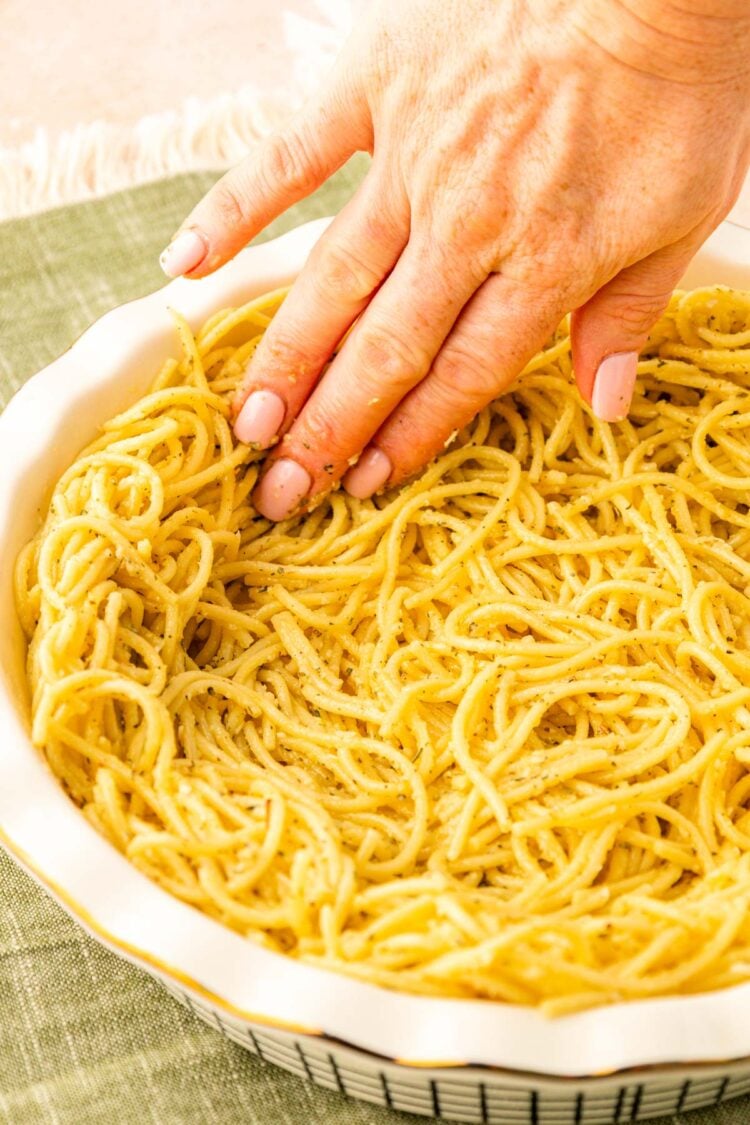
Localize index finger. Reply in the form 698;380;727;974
160;83;370;280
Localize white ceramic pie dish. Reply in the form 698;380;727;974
1;215;750;1124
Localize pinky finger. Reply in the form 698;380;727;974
344;274;563;494
570;238;700;420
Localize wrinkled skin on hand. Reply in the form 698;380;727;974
162;0;750;520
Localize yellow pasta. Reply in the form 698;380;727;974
15;283;750;1014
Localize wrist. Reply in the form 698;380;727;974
579;0;750;87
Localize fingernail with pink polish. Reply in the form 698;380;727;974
235;390;286;448
591;352;638;423
255;459;312;521
343;446;392;499
159;229;208;278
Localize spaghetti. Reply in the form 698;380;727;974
15;284;750;1014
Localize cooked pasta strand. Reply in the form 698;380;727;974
17;285;750;1013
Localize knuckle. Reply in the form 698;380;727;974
355;324;427;392
508;251;586;313
503;214;593;305
607;291;669;335
311;239;382;304
411;221;490;287
382;411;433;457
210;176;251;230
434;343;500;405
379;410;460;485
282;408;342;470
259;129;316;195
259;329;315;382
360;208;402;249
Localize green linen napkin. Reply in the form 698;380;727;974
0;158;746;1125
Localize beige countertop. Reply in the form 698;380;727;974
2;0;353;145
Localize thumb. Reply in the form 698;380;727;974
159;76;370;280
570;241;698;423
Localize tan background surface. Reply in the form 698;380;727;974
1;0;354;146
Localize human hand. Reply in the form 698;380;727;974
160;0;750;520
